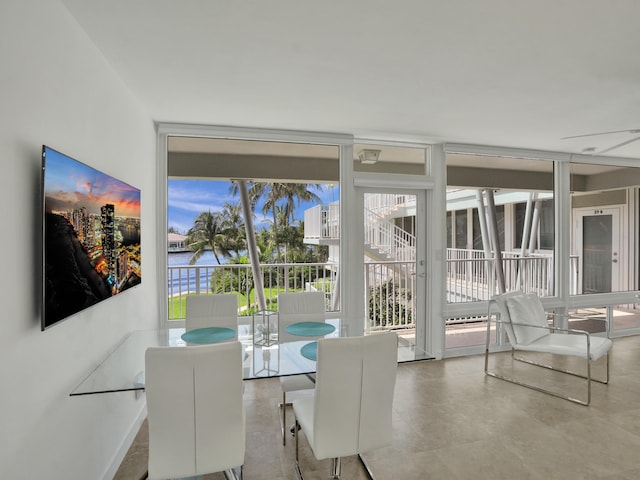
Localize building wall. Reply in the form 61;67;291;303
0;1;157;478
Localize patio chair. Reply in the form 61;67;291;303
485;290;612;406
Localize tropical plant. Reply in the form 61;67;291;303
368;280;413;328
186;210;231;265
219;202;246;259
209;261;253;296
250;182;323;262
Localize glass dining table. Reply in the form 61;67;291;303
69;319;341;396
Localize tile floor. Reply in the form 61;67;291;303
115;335;640;479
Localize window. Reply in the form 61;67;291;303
444;151;555;350
446;153;555;303
166;136;341;324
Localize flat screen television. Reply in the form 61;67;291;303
42;145;141;330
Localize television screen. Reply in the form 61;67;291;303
42;146;141;330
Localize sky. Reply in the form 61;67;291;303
43;146;141;218
168;179;339;234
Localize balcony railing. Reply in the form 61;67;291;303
303;203;340;241
365;260;416;332
168;262;337;319
446;248;579;302
167;260;416;331
167;251;579;328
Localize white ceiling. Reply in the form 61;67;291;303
62;0;640;158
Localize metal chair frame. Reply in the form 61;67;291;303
484;299;610;406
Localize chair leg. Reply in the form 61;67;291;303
358;454;378;480
294;419;304;480
223;465;243;480
294;430;377;480
330;457;341;479
279;391;288;445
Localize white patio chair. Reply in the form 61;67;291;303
485;290;612;406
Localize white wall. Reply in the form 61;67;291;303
0;1;158;478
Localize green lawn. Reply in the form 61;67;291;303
167;287;301;319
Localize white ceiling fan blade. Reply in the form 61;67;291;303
597;135;640;155
561;128;640;140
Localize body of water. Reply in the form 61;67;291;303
168;251;223;266
167;251;234;294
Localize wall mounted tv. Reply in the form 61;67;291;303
42;146;141;330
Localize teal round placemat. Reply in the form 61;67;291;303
181;327;235;344
285;321;336;336
300;341;318;361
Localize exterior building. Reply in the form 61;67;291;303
168;232;188;252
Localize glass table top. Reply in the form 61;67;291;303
70;319;432;396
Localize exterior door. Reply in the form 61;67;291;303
361;188;426;352
575;207;622;294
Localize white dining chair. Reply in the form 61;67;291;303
145;341;245;479
185;294;239;336
292;332;398;479
277;291;326;445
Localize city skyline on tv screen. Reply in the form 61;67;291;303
42;146;141;329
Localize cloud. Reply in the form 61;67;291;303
168;180;234;213
169;197;223;213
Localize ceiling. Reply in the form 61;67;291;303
61;0;640;158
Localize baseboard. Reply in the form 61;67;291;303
101;402;148;480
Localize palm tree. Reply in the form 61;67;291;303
279;183;323;225
219;202;246;259
251;182;322;262
186;210;231;265
228;180;323;310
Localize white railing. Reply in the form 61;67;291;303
446;249;579;302
167;252;579;327
446;249;494;303
364;193;409;217
303;203;340;240
168;262;337;319
364;260;416;331
364;208;415;262
306;201;415;263
167;261;415;329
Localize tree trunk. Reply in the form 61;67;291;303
238;180;267;311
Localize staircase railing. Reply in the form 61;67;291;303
364;193;410;218
364;208;415;262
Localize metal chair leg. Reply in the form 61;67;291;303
330;457;341;479
484;301;610;406
358;454;377;480
279;391;288;445
223;465;243;480
294;419;304;480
